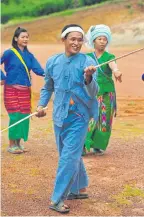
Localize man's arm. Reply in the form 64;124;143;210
36;60;54;117
84;63;99;98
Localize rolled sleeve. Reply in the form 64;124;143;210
38;60;54;106
84;56;99;97
84;73;99;97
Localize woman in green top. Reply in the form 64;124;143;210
83;24;122;156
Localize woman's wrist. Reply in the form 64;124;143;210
112;68;119;73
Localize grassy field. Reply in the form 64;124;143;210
2;0;144;47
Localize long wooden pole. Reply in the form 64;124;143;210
1;48;144;133
1;107;48;133
95;47;144;68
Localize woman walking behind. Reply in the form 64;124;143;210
83;24;122;156
1;27;44;154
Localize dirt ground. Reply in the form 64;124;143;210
1;44;144;216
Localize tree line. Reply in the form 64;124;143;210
1;0;109;24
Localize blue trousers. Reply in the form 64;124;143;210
51;112;89;204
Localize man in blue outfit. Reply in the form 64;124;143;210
36;24;99;214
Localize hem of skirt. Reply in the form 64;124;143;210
8;137;28;142
71;184;89;194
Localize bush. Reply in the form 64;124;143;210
80;0;102;6
137;0;144;8
1;0;110;24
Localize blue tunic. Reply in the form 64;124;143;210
0;48;44;86
39;53;99;126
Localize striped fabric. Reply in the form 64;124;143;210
4;85;31;114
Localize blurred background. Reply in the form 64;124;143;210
1;0;144;46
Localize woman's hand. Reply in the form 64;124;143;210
0;80;5;85
114;71;122;83
109;62;122;83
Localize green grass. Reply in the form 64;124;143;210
112;185;144;207
1;0;67;24
29;168;41;176
1;143;8;151
1;0;128;26
51;9;74;16
137;0;144;8
13;155;24;161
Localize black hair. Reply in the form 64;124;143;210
61;24;83;39
12;27;28;49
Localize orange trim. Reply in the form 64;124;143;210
70;98;75;105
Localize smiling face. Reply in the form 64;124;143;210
15;32;29;49
94;36;108;51
62;31;84;56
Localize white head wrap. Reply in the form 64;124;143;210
85;24;112;49
61;26;84;38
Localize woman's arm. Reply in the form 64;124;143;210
31;54;45;76
0;69;6;85
109;61;122;83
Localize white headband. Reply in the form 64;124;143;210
61;27;84;38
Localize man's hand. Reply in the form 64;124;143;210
84;65;96;84
35;106;46;118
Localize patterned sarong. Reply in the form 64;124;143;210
4;85;31;114
85;92;116;151
4;85;31;141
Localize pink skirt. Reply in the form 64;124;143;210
4;85;31;114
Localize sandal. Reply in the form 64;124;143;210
49;201;70;213
18;144;28;152
67;192;89;200
7;146;23;154
93;148;104;156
